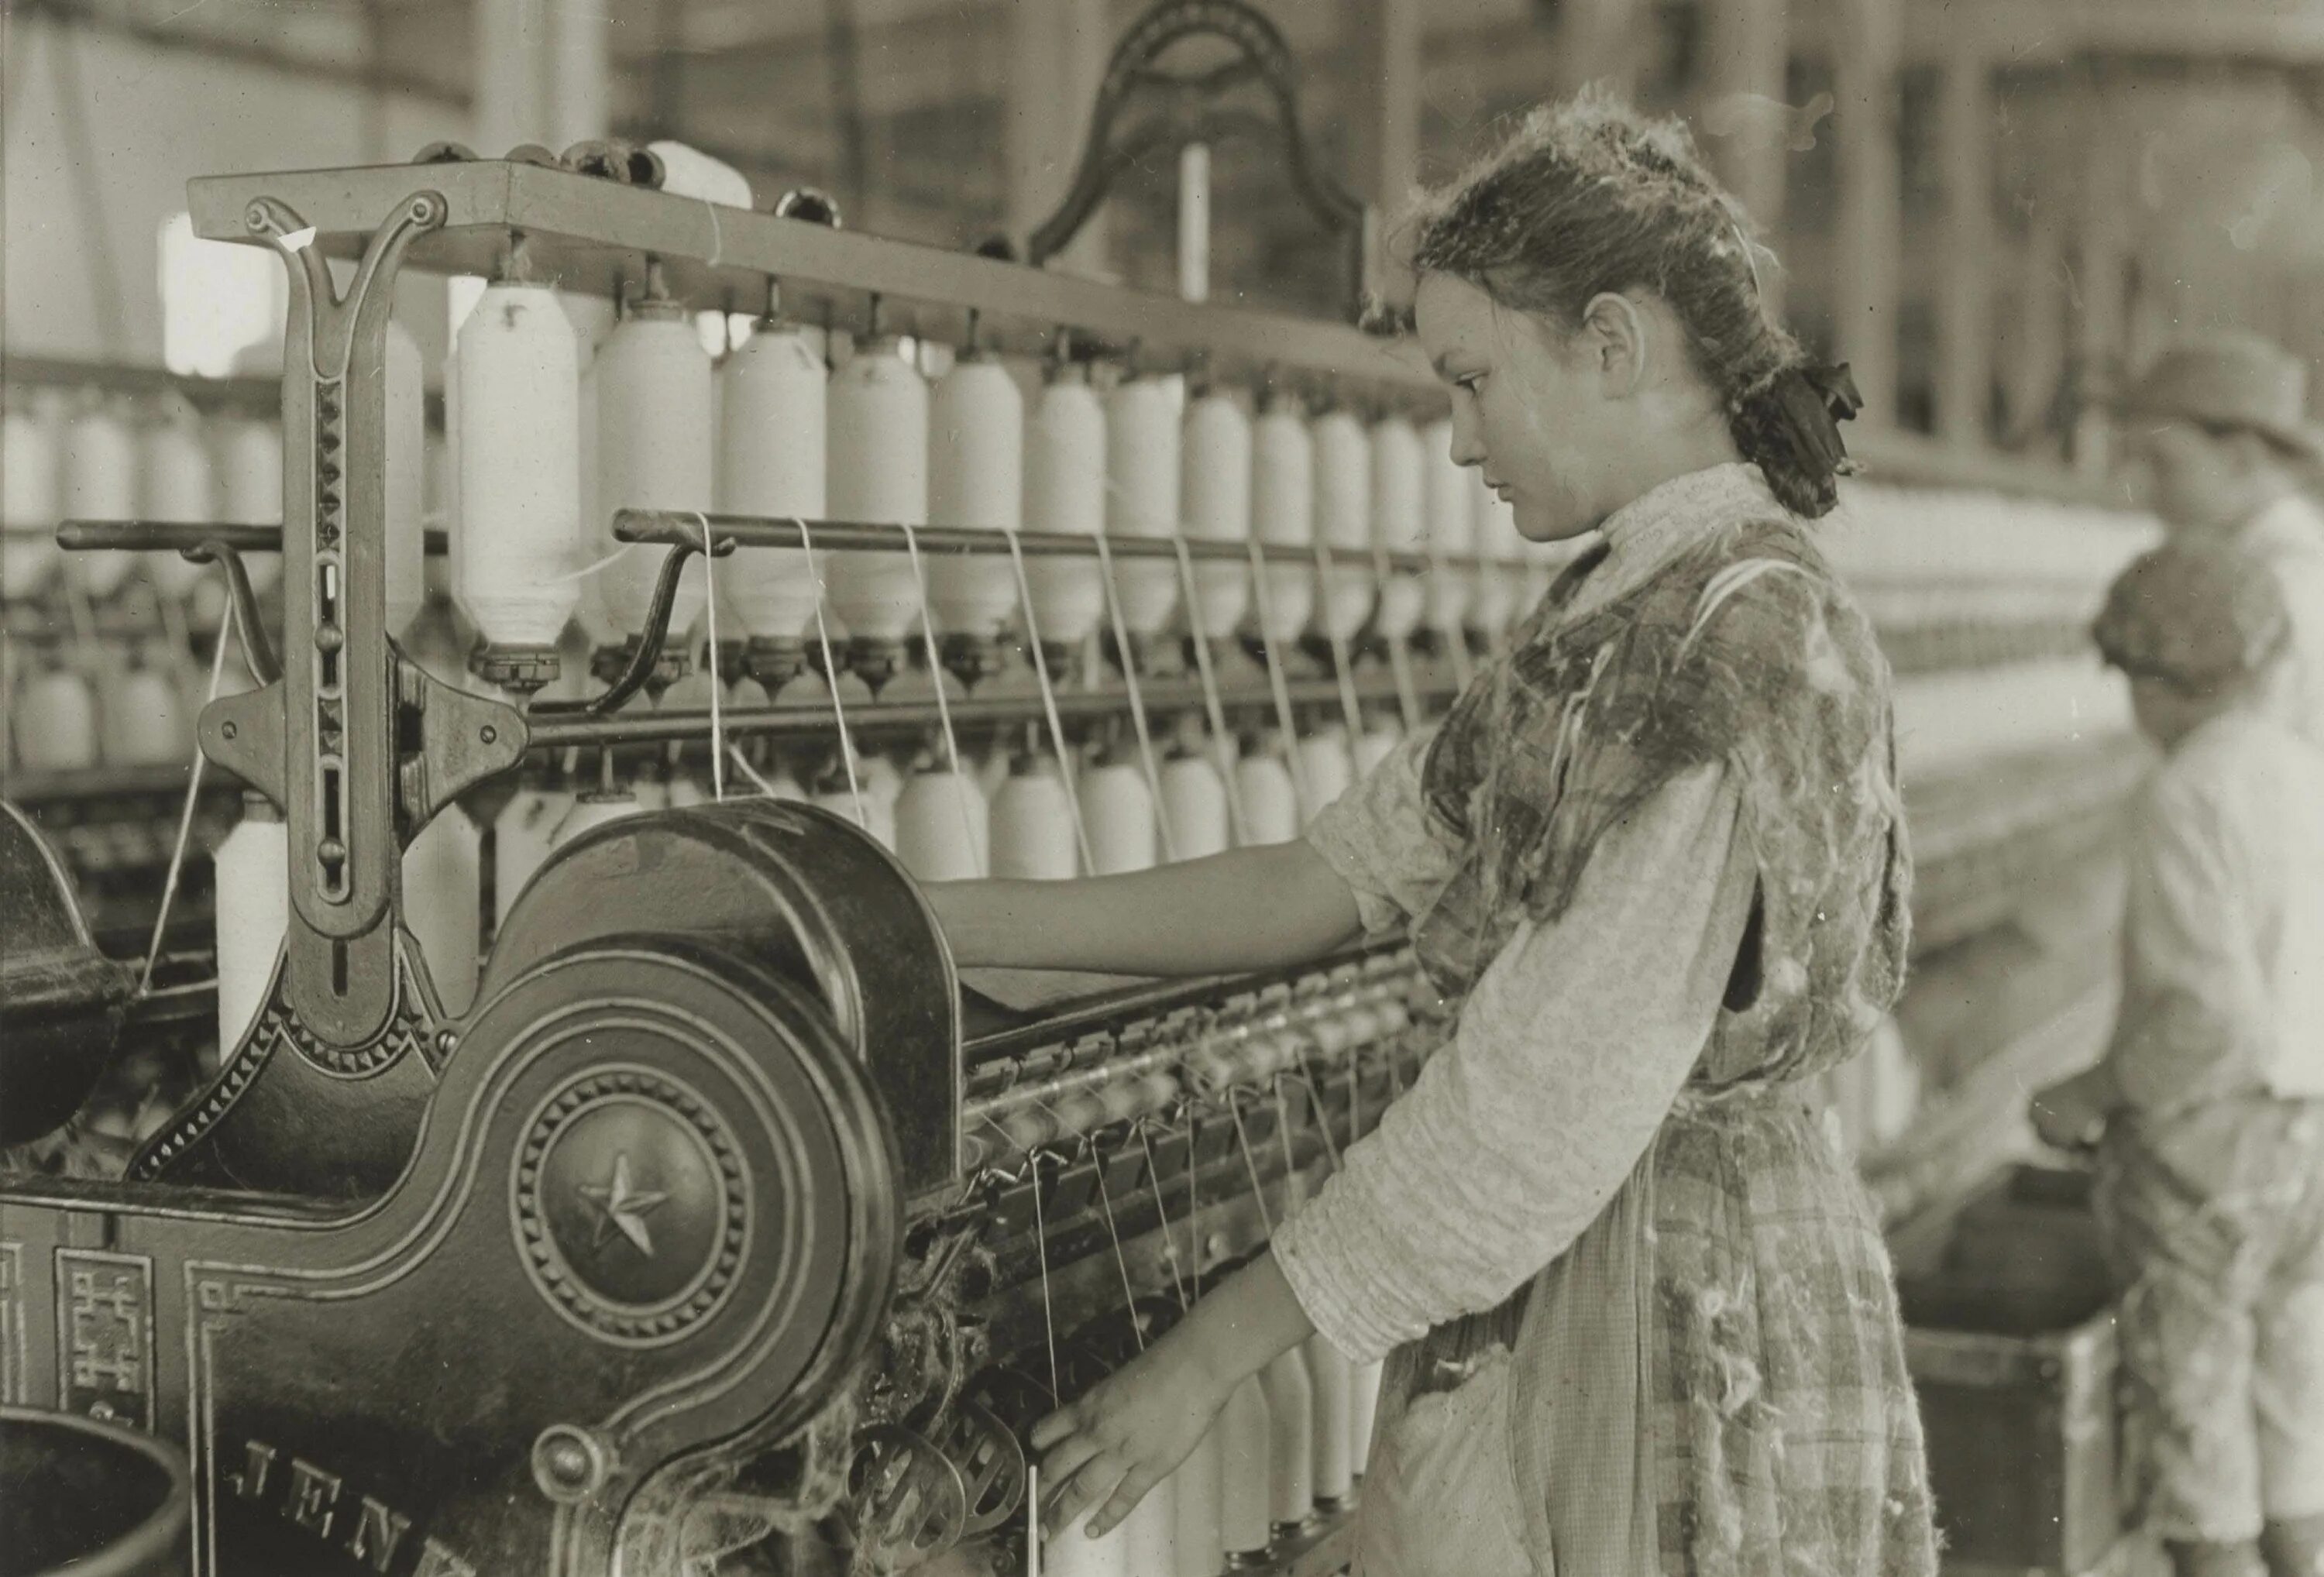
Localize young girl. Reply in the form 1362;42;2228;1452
928;96;1937;1576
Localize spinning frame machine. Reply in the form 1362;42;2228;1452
0;6;2164;1574
0;9;1483;1575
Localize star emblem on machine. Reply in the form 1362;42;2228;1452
579;1153;669;1256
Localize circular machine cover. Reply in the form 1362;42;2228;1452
451;934;901;1571
485;797;961;1199
0;1405;191;1577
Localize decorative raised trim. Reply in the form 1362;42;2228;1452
0;1244;23;1404
510;1067;751;1349
55;1249;156;1431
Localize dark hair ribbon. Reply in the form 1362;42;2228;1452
1765;362;1864;479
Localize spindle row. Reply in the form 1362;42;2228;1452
446;273;1563;704
936;953;1428;1575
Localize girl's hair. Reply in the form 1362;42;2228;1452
1408;94;1862;518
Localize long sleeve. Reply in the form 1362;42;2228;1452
2103;774;2276;1115
1274;761;1755;1362
1302;727;1466;935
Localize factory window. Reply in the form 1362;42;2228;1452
158;211;284;377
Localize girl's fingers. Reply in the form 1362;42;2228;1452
1085;1463;1164;1541
1029;1402;1085;1452
1037;1428;1106;1500
1042;1452;1126;1541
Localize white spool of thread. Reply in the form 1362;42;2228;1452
383;321;428;637
215;791;288;1055
827;338;931;661
1421;417;1473;639
1251;395;1315;641
1233;746;1300;846
551;787;643;847
1258;1345;1316;1527
403;804;481;1015
1305;1334;1355;1507
1081;752;1158;874
927;352;1023;651
1182;388;1253;639
1295;727;1354;821
1171;1423;1226;1577
1158;749;1230;860
494;782;571;925
457;283;583;661
1105;373;1184;642
988;757;1079;878
894;764;988;881
647;140;755;207
2;390;62;597
15;661;100;771
1469;472;1521;644
1354;720;1401;776
1217;1374;1274;1560
813;780;896;850
1349;1360;1384;1475
857;751;905;811
975;740;1013;803
717;322;827;661
1023;363;1109;655
1120;1474;1178;1577
216;417;284;596
64;394;139;598
101;652;192;766
1043;1515;1132;1577
1312;407;1374;643
139;397;215;603
1370;414;1426;642
597;297;715;640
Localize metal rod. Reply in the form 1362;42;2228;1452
524;672;1453;748
56;521;451;556
182;160;1436;401
614;509;1521;577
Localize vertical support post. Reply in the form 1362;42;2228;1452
1936;47;1994;448
1697;0;1789;225
1346;0;1422;275
2006;194;2068;455
1009;0;1112;274
473;0;553;154
1554;0;1643;99
1178;143;1212;304
1833;0;1903;428
2071;74;2130;477
548;0;612;152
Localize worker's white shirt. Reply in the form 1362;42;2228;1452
2238;492;2324;752
2106;709;2324;1114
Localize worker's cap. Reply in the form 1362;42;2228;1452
2092;541;2291;692
2113;331;2324;462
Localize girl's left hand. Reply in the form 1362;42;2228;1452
2028;1067;2114;1152
1030;1322;1234;1541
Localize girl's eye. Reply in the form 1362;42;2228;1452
1456;373;1485;394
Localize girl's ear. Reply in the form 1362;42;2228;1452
1579;292;1649;398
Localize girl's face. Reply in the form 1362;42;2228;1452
1414;271;1621;542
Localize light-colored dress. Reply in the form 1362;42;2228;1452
1275;463;1937;1577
